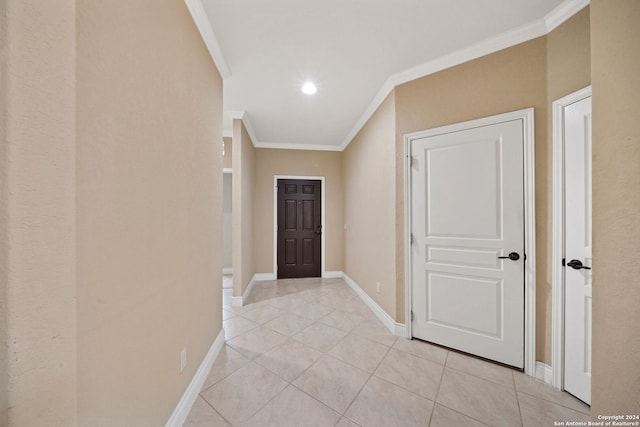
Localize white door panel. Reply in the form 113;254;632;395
411;119;525;368
564;96;592;404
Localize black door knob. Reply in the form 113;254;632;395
498;252;520;261
567;259;591;270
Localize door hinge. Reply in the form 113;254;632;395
562;258;566;267
411;310;414;321
410;156;417;168
410;233;415;245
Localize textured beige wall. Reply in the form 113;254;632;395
591;0;640;415
1;2;8;423
232;120;256;296
76;1;223;425
344;93;397;318
543;7;591;364
395;37;548;334
254;149;344;274
2;1;78;426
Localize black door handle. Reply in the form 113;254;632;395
567;259;591;270
498;252;520;261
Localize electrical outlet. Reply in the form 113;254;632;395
180;347;187;373
376;281;380;293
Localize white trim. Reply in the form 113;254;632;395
404;108;537;376
254;141;343;152
230;296;243;307
323;271;343;279
404;132;413;340
222;267;233;275
339;0;588;151
223;168;232;174
545;0;590;32
339;78;395;150
165;329;225;427
392;20;546;90
342;273;405;337
227;110;259;148
254;272;276;281
183;0;231;79
223;130;233;138
535;362;554;385
394;323;407;337
189;0;588;152
273;176;326;279
551;86;592;390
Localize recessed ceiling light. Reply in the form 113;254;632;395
301;82;317;95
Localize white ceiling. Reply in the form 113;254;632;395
197;0;584;150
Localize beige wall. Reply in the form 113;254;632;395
76;1;223;425
343;93;397;318
233;120;256;296
395;37;548;334
2;1;78;425
254;149;344;274
591;0;640;415
345;10;592;366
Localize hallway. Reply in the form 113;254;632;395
184;278;590;426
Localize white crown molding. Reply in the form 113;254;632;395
227;110;259;148
184;0;231;79
545;0;590;32
254;141;343;152
339;77;395;150
392;19;547;88
211;0;588;152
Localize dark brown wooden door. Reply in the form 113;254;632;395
277;179;321;278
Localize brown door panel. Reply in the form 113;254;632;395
277;179;321;278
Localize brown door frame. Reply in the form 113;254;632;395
273;175;325;278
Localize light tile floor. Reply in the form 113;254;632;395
185;277;590;427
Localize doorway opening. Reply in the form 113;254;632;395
273;176;325;279
404;108;537;376
551;86;592;405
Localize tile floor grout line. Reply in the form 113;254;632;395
443;352;521;390
427;350;449;426
339;336;396;420
197;395;236;426
513;370;526;427
187;277;589;426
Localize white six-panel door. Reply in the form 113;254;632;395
410;118;525;368
563;96;592;404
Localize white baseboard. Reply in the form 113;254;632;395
254;272;276;281
323;271;343;279
535;362;553;385
341;272;405;337
231;273;273;307
165;328;225;427
222;267;233;275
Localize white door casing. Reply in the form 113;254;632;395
409;112;532;369
552;88;592;404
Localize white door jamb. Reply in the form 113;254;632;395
404;108;537;376
273;175;326;279
551;86;592;389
